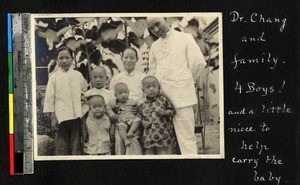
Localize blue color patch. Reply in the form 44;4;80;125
7;13;12;52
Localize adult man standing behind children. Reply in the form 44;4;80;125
147;17;206;154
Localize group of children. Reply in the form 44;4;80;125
44;46;177;156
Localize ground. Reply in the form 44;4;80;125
197;123;220;155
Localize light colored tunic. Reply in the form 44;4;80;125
44;68;87;123
86;114;111;155
110;69;146;102
84;87;114;103
82;87;115;117
148;29;206;108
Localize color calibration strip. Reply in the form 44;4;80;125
8;13;26;175
9;13;34;175
8;13;16;175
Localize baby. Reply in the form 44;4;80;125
139;76;176;155
109;83;142;155
85;95;112;155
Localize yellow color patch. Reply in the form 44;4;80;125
9;94;14;134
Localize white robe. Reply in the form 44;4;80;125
148;29;206;108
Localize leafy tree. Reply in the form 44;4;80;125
35;16;220;136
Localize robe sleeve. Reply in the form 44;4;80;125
43;75;55;113
80;73;88;92
186;34;207;83
147;45;157;76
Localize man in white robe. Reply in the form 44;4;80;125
147;17;206;154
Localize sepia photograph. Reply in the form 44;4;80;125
31;13;224;160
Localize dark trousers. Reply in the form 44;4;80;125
55;118;82;155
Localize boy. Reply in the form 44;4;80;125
82;66;116;151
85;95;111;155
83;66;115;112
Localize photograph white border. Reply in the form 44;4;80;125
31;12;224;161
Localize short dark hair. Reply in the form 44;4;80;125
88;94;106;105
142;76;160;86
114;82;128;92
56;46;73;58
90;66;107;76
121;47;138;59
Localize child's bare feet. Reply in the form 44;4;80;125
124;140;131;146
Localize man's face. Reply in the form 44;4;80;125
148;18;169;38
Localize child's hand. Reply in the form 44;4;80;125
157;109;169;116
127;130;134;138
110;114;118;123
142;120;151;128
112;107;120;114
50;113;59;132
81;94;87;102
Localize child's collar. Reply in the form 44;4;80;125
145;94;160;102
116;98;128;104
59;67;71;72
93;86;105;90
124;69;135;76
90;113;106;121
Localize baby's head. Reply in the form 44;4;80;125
89;95;106;119
57;46;73;71
90;66;108;89
114;83;129;103
121;47;138;74
142;76;160;98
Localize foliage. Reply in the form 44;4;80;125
35;16;220;135
36;87;55;138
35;16;219;78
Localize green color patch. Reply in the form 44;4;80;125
8;52;13;93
